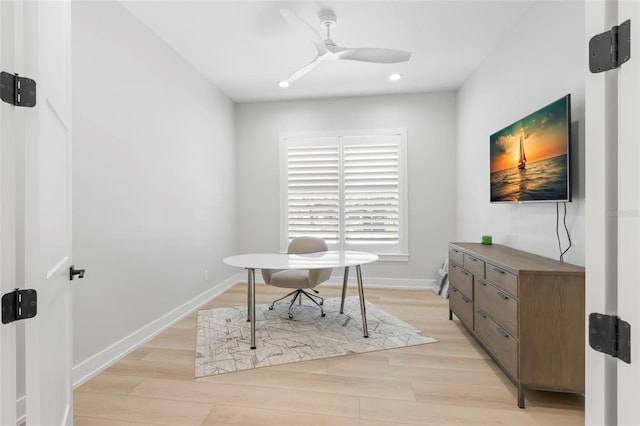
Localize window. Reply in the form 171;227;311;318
280;130;408;258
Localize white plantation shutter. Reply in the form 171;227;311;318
281;130;407;256
343;137;400;246
287;143;340;243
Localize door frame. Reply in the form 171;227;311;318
615;1;640;424
584;1;616;424
0;0;22;424
585;0;640;424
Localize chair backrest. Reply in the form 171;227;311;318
288;237;332;287
287;236;328;254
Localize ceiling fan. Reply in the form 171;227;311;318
280;9;411;86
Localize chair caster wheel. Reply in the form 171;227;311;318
319;301;324;305
321;312;326;317
288;313;294;319
268;306;274;310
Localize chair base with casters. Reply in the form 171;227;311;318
269;288;325;319
261;236;333;320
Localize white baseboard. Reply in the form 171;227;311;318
71;275;237;388
16;395;25;426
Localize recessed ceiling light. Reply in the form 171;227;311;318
389;73;402;81
278;81;290;88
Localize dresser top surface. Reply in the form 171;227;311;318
450;242;585;275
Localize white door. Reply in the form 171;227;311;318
23;0;74;425
585;1;640;425
616;1;640;424
0;1;20;424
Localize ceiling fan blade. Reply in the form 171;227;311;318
280;9;328;56
286;58;320;84
332;47;411;63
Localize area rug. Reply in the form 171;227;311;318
195;296;437;377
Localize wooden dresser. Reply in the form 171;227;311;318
448;242;585;408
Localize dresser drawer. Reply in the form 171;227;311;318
450;286;473;330
449;262;473;299
485;264;518;297
474;306;518;379
463;253;485;278
449;246;464;265
475;279;518;338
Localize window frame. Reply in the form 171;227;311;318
280;129;409;261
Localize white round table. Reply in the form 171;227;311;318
223;250;379;349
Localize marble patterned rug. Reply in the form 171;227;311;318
195;296;437;377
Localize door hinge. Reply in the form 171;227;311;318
0;71;37;107
1;289;37;325
589;19;631;73
589;313;631;364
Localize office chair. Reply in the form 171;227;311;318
262;236;332;319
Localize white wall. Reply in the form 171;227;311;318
235;92;457;284
71;1;237;373
456;0;585;266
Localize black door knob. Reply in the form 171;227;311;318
69;265;85;281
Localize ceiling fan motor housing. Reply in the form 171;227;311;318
319;9;337;30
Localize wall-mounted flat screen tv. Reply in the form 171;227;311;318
490;94;571;203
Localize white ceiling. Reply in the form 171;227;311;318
121;1;534;103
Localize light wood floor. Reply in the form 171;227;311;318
73;284;584;425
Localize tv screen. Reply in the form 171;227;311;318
490;94;571;203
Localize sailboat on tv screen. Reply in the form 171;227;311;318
518;132;526;170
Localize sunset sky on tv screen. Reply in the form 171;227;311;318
490;98;568;173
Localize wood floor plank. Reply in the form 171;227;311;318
196;367;417;401
326;353;511;389
387;351;502;374
74;392;212;425
359;396;583;426
201;404;391;426
74;417;159;426
73;284;584;425
411;381;517;409
139;348;195;364
130;377;360;418
75;374;145;395
102;358;196;382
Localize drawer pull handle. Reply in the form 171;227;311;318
452;288;458;293
479;309;488;318
462;296;471;304
497;327;510;338
493;267;506;274
497;291;509;300
479;280;487;286
470;257;478;262
452;249;460;253
462;271;469;276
